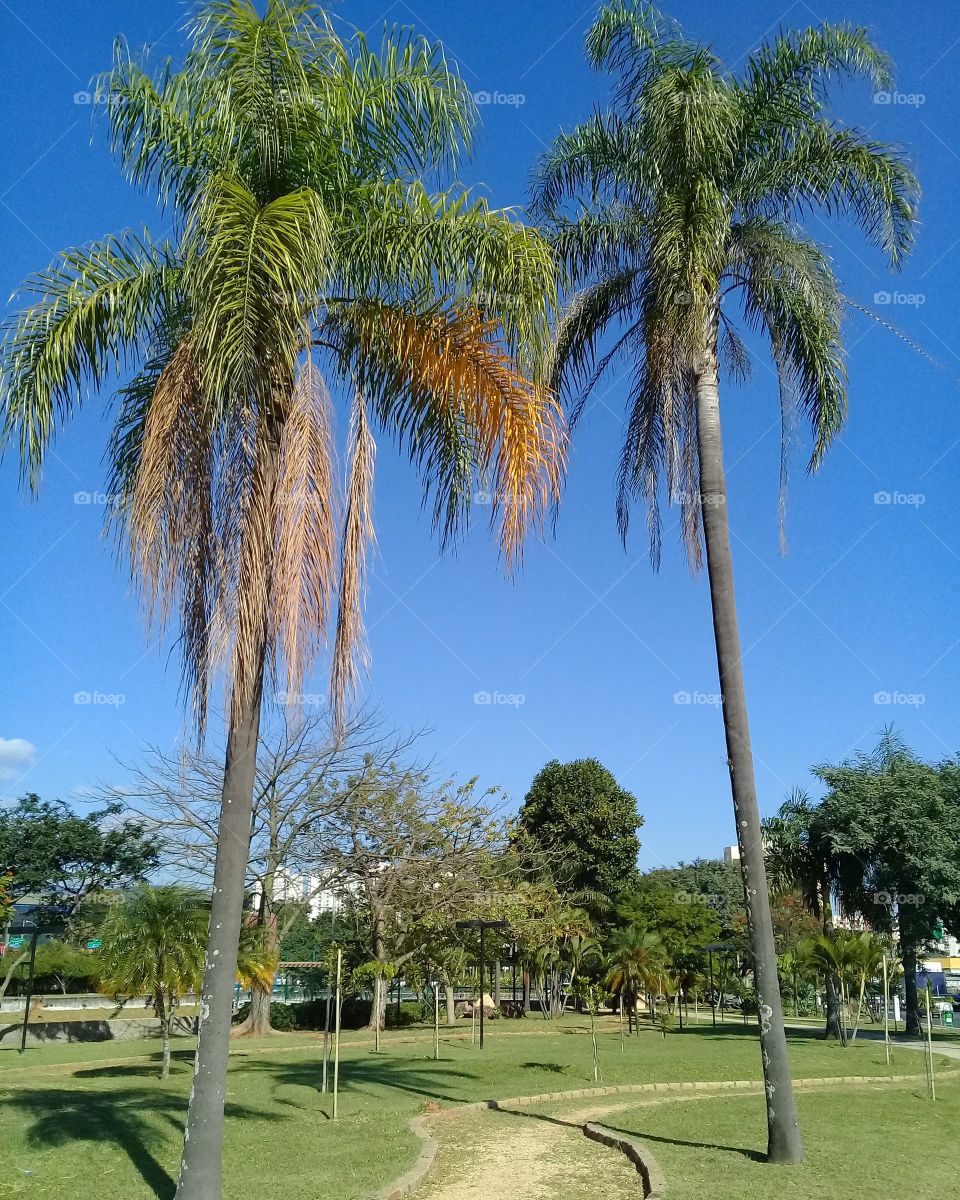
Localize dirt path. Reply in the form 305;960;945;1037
419;1108;639;1200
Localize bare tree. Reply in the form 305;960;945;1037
99;709;419;1035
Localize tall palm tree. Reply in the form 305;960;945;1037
1;6;561;1196
764;790;844;1039
535;2;917;1163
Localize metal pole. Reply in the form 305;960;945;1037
479;925;486;1050
321;904;336;1091
882;955;891;1070
332;948;342;1121
433;980;440;1060
18;931;39;1055
709;949;716;1029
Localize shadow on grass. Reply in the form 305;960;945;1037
520;1062;567;1074
494;1104;764;1163
602;1120;765;1163
0;1086;280;1199
241;1053;477;1105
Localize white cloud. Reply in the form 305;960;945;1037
0;738;37;781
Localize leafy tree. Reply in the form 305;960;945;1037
618;878;720;963
764;790;845;1039
644;858;744;932
814;732;960;1036
32;940;100;995
2;4;560;1191
517;758;642;912
604;925;665;1032
0;794;159;916
537;0;917;1163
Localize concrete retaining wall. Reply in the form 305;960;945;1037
0;1015;198;1048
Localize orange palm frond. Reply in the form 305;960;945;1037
326;302;568;570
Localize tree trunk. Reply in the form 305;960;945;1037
695;339;804;1165
445;976;456;1025
821;892;843;1040
902;947;921;1036
522;968;531;1014
174;643;267;1198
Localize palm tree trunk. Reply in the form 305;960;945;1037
174;664;265;1199
694;341;804;1165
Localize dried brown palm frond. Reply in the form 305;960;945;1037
330;387;376;726
270;356;338;712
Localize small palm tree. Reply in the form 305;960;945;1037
537;1;918;1162
604;925;664;1032
98;886;208;1079
848;932;887;1041
99;886;276;1079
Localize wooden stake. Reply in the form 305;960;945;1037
332;948;342;1121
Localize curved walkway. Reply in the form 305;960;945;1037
408;1064;960;1200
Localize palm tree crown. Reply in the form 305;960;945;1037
537;1;917;562
1;0;564;728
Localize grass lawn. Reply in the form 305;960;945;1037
0;1019;948;1199
553;1080;959;1198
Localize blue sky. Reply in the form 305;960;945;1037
1;0;957;871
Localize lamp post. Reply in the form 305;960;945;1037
9;915;63;1055
456;919;508;1049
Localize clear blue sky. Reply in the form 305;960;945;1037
1;0;957;870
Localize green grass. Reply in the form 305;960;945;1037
566;1081;958;1198
0;1019;947;1199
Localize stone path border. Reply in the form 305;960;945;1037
584;1122;666;1198
370;1067;960;1200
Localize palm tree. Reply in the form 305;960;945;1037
604;925;664;1032
765;790;844;1039
801;930;862;1045
847;931;887;1041
99;885;275;1079
1;6;561;1196
535;2;917;1163
99;885;207;1079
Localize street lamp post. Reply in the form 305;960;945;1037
456;919;508;1049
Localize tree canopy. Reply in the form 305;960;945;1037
0;794;160;918
516;758;642;913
